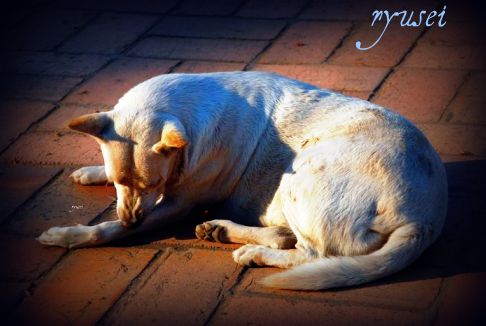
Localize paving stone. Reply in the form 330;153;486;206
102;248;242;325
0;233;65;281
6;168;114;236
0;74;82;101
300;0;375;20
0;52;110;76
55;0;179;13
8;248;157;325
35;103;109;132
60;13;158;54
253;64;388;92
435;273;486;325
330;21;423;67
259;21;351;64
151;16;285;40
237;264;442;311
211;294;425;326
418;124;486;156
174;61;245;73
372;68;467;123
445;72;486;124
129;37;268;62
0;280;29;316
237;0;307;18
2;9;95;51
173;0;243;16
0;99;55;151
403;43;486;70
422;22;485;46
341;90;371;100
64;58;178;106
0;164;61;222
2;132;104;166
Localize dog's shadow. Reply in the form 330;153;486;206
113;159;486;290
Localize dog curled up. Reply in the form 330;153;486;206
38;72;447;290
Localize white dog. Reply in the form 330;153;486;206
38;72;447;290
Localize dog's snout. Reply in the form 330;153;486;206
117;200;145;228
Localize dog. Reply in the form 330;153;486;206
38;72;448;290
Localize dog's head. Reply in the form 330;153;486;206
68;111;188;228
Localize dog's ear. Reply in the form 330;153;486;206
152;118;188;154
68;113;110;139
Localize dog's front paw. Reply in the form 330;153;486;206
195;222;226;242
70;166;106;185
37;225;96;249
232;244;267;266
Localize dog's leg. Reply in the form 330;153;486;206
38;199;191;248
70;166;111;185
195;219;297;249
232;245;312;268
37;220;130;249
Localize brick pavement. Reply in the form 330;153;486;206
0;0;485;325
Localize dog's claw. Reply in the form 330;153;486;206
195;222;226;242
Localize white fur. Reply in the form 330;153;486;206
38;72;448;290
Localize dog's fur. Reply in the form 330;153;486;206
38;72;447;290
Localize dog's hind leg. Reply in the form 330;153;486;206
195;219;297;249
232;245;312;268
70;166;111;185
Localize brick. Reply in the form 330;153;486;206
9;248;157;325
130;37;267;62
403;21;485;70
35;103;109;132
60;13;158;54
300;0;375;20
175;61;245;73
330;21;423;67
151;16;285;40
417;124;486;156
2;9;95;51
0;281;29;316
102;248;242;325
422;22;485;46
0;74;82;101
253;64;388;92
64;58;178;106
445;72;486;124
373;68;467;123
212;295;424;326
341;90;371;100
6;169;114;236
55;0;179;13
2;131;103;166
237;0;307;18
1;52;110;77
435;273;486;325
0;100;55;150
403;43;486;70
0;233;65;281
259;21;351;64
0;164;61;222
237;264;442;311
173;0;243;16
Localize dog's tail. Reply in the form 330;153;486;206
260;223;431;290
